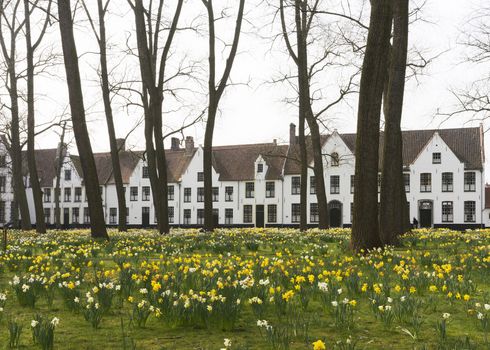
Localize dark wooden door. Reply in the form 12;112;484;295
419;209;432;228
213;209;219;227
142;207;150;228
63;208;70;227
256;205;264;227
329;208;342;227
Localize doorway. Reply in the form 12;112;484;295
328;201;342;228
142;207;150;228
63;208;70;227
418;201;433;228
256;205;264;227
213;209;219;227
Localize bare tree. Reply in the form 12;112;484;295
58;0;108;239
82;0;127;232
379;0;410;245
126;0;184;234
24;0;53;234
0;0;31;229
54;121;67;229
201;0;246;231
351;0;392;252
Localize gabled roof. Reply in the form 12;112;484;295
212;143;289;181
284;135;330;175
339;127;483;170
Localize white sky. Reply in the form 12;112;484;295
2;0;489;177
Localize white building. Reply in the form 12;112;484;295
0;125;486;229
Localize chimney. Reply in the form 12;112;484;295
185;136;194;155
171;137;180;150
289;123;296;145
116;138;126;151
273;139;277;146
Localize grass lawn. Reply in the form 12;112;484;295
0;227;488;349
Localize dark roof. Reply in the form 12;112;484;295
339;127;484;170
486;186;490;209
20;149;58;187
284;135;329;175
212;143;289;181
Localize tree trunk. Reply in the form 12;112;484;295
351;0;392;252
380;0;409;245
299;109;308;231
97;0;127;232
294;0;329;229
54;125;66;230
58;0;108;239
203;102;217;232
24;0;46;234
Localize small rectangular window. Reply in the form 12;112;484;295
442;201;453;223
268;204;277;223
212;187;219;202
64;188;71;202
184;188;191;202
257;163;263;173
44;208;50;224
183;209;191;224
432;152;441;164
464;201;476;222
168;185;174;201
72;208;79;224
64;169;71;181
464;172;476;192
142;186;150;201
109;208;117;224
243;205;253;223
404;173;410;193
266;182;275;198
441;172;453;192
291;177;300;195
142;166;149;178
291;203;300;223
310;203;319;223
197;187;204;202
225;186;233;201
43;188;51;202
420;173;432;192
197;209;204;225
168;206;174;223
74;187;82;202
225;208;233;224
197;172;204;182
310;176;316;195
330;175;340;194
245;182;254;198
350;175;355;194
130;187;138;201
83;207;90;224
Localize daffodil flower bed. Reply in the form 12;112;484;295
0;227;488;349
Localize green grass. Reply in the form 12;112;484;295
0;228;488;350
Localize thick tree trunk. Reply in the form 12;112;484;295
299;111;308;231
24;0;46;234
58;0;108;239
54;126;66;230
351;0;392;252
380;0;409;245
203;103;217;232
97;0;127;232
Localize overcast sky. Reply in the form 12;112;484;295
2;0;489;176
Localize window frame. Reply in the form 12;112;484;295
142;186;151;201
265;181;275;198
441;172;453;192
291;203;300;223
130;187;138;201
330;175;340;194
197;187;204;202
168;185;174;201
225;186;233;201
243;205;253;223
268;204;277;223
420;173;432;193
464;201;476;223
310;203;319;223
64;187;71;202
432;152;441;164
245;182;255;198
464;172;476;192
291;176;301;195
225;208;233;225
184;188;192;203
109;208;117;225
441;201;453;223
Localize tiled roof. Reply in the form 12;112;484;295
212;143;289;181
339;127;484;170
284;135;330;175
21;149;58;187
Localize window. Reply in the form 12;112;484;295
291;204;300;223
168;206;174;223
310;203;319;223
183;209;191;225
245;182;254;198
72;208;80;224
197;172;204;182
0;176;5;193
291;176;300;195
441;172;453;192
331;152;339;166
243;205;253;223
64;188;71;202
330;175;340;194
130;187;138;201
225;186;233;201
420;173;431;192
0;155;5;167
268;204;277;223
168;185;174;201
310;176;316;194
212;187;219;202
225;209;233;225
142;166;149;178
266;182;275;198
257;163;263;173
377;173;382;193
432;152;441;164
442;201;453;223
64;169;71;181
109;208;117;224
464;201;476;222
83;208;90;224
197;209;204;225
0;201;5;223
184;188;191;202
350;175;355;194
404;173;410;192
142;186;150;201
197;187;204;202
350;202;354;223
44;208;50;224
464;172;476;192
74;187;82;202
64;208;70;224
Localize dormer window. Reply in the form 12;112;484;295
432;152;441;164
64;169;71;181
331;152;339;166
257;163;263;173
197;172;204;182
142;166;149;178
